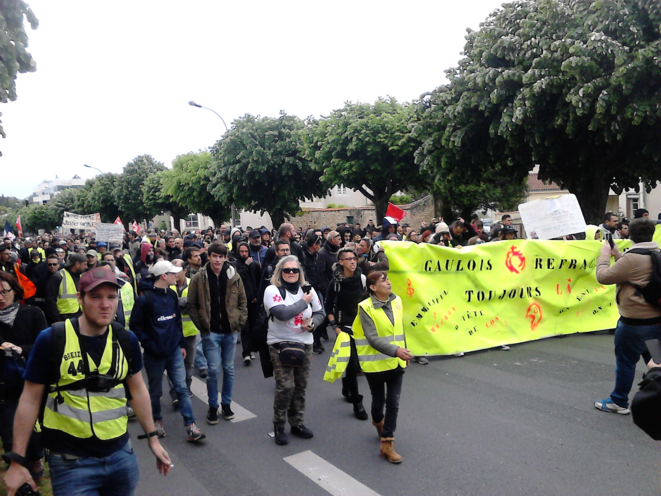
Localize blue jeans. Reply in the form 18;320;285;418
202;331;237;408
49;440;139;496
195;334;208;370
143;347;195;426
610;320;661;408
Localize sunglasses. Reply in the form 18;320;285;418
282;268;300;274
340;257;357;262
47;263;60;266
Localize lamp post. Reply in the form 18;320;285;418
188;100;236;227
83;164;105;175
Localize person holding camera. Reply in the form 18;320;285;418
0;272;48;485
263;255;325;446
3;267;171;496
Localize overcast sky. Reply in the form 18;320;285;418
1;0;506;199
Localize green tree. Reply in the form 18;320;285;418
303;97;424;224
162;151;231;227
414;88;530;221
209;113;325;228
417;0;661;224
82;173;123;223
0;1;38;148
142;170;190;231
114;155;166;224
48;187;83;220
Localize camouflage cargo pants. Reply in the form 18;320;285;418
269;343;313;428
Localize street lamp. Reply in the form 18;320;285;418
188;100;236;226
188;100;228;132
83;164;105;175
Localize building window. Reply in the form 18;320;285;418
185;214;199;228
338;185;347;196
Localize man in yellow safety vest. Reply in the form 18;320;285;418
3;267;171;496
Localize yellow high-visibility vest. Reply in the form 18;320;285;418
171;279;199;337
43;320;128;441
57;269;81;315
352;295;407;373
323;331;352;383
122;253;137;294
119;281;134;328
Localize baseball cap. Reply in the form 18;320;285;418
65;253;87;268
86;250;98;258
97;242;107;248
502;225;517;234
109;244;122;252
149;260;183;277
79;267;121;293
249;230;261;239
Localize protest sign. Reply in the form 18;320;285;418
61;211;100;230
95;223;125;242
518;194;587;240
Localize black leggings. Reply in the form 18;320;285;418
365;367;404;438
343;337;361;401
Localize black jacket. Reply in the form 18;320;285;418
317;242;340;299
0;305;48;399
300;246;323;295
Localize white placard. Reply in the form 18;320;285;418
94;223;125;242
61;211;100;230
518;194;587;240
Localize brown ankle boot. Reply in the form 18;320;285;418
373;419;384;438
380;437;402;464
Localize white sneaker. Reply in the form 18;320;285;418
595;398;630;415
500;345;511;351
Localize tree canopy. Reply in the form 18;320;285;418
209;113;325;228
142;170;190;230
0;1;38;147
114;155;166;224
303;97;424;223
162;151;231;227
416;0;661;223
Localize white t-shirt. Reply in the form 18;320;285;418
264;285;322;345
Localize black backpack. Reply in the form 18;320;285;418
627;248;661;307
632;368;661;440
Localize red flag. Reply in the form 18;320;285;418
16;215;22;237
114;216;125;231
386;203;406;223
131;220;140;233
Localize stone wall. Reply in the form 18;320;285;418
292;195;435;229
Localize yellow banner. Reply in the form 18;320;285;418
382;238;637;356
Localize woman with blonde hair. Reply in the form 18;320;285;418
263;255;325;446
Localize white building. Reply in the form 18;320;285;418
32;175;86;204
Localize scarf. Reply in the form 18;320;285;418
0;302;20;326
282;280;300;294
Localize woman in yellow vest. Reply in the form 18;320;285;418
353;271;412;464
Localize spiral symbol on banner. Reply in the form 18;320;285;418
406;279;415;298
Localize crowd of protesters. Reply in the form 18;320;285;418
0;205;659;494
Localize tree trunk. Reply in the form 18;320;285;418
374;196;390;225
271;209;286;230
572;175;611;226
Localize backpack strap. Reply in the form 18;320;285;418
49;322;67;387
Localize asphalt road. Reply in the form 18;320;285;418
130;331;661;496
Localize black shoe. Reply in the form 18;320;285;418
353;395;368;421
172;398;179;409
274;424;288;445
207;406;219;425
221;404;235;420
313;345;324;355
321;328;329;341
291;424;314;439
244;355;252;366
199;368;208;379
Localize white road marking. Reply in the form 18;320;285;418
189;376;256;423
284;450;381;496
